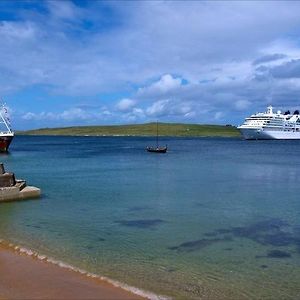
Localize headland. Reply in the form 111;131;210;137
17;122;240;137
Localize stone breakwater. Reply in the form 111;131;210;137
0;163;40;202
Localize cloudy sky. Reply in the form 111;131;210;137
2;1;300;129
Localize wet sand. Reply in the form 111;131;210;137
0;246;144;299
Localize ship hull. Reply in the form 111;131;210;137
0;135;14;152
239;128;300;140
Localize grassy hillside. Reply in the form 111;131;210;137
18;123;241;137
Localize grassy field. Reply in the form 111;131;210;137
18;123;241;137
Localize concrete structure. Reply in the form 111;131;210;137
0;163;41;202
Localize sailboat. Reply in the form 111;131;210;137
146;122;167;153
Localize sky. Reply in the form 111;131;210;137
2;1;300;129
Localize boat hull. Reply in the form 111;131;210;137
0;135;14;152
146;147;167;153
239;128;300;140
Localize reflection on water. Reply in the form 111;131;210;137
1;136;300;299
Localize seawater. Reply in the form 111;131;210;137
1;136;300;299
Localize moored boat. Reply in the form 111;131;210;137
146;146;167;153
0;105;14;152
238;106;300;140
146;122;168;153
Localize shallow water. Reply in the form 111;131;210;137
1;136;300;299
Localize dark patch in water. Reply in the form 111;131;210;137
39;221;48;225
168;237;232;252
205;218;300;249
267;250;291;258
86;245;94;250
203;232;218;237
115;219;165;229
32;225;41;229
229;219;300;249
97;238;106;242
259;231;295;246
26;224;41;229
127;206;150;212
216;229;232;234
260;265;268;269
256;250;291;259
166;267;177;273
173;218;300;254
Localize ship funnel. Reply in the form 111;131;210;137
266;105;273;114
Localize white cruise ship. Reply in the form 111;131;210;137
238;106;300;140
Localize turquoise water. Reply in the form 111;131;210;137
1;136;300;299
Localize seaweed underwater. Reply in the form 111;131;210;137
115;219;165;229
168;218;300;257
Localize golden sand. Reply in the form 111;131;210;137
0;245;144;300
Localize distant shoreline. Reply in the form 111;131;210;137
17;122;241;138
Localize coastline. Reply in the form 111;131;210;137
16;123;240;138
16;133;241;138
0;240;163;300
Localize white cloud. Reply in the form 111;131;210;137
214;112;224;120
21;107;113;122
115;98;136;112
46;0;81;20
235;100;251;111
146;100;169;117
5;1;300;127
138;74;183;97
0;21;37;40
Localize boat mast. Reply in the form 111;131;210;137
156;121;158;148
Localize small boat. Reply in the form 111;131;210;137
146;146;167;153
146;122;167;153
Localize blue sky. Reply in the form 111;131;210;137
2;1;300;129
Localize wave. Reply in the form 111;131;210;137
0;239;170;300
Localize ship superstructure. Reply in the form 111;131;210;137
0;105;14;151
238;106;300;140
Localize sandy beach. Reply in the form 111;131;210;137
0;245;144;300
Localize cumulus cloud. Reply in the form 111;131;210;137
146;100;169;117
22;107;113;123
145;99;194;119
0;21;37;40
138;74;183;97
115;98;136;112
4;1;300;127
46;0;81;20
270;59;300;78
235;100;251;111
252;53;287;65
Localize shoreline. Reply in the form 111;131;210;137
0;240;165;300
15;123;240;138
16;133;241;138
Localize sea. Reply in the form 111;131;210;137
1;135;300;299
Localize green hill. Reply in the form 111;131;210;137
18;123;241;137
